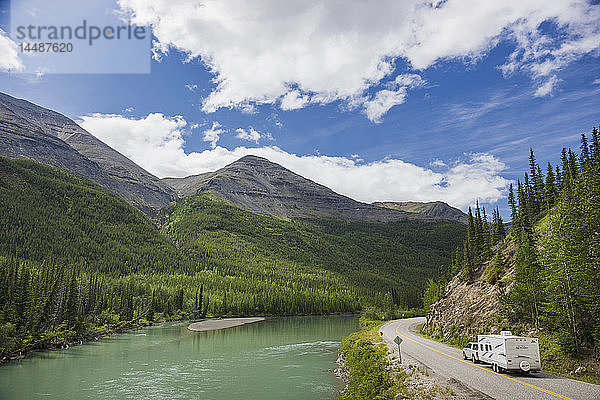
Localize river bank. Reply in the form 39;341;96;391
0;315;359;400
0;319;151;367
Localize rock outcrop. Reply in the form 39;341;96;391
424;244;516;339
374;201;468;224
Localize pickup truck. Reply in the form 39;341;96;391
462;342;482;363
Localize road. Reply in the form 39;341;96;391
380;317;600;400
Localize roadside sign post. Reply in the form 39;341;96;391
394;336;403;363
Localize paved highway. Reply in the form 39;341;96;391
380;317;600;400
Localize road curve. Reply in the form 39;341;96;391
380;317;600;400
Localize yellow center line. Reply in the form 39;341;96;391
391;321;576;400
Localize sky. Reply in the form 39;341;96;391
1;0;599;218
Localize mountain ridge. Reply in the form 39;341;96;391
1;91;468;223
373;201;468;223
163;155;432;222
0;92;176;215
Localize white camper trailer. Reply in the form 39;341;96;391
476;331;541;373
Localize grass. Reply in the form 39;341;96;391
339;318;401;400
338;317;455;400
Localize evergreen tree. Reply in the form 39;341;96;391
545;162;557;210
491;207;505;245
507;183;517;223
590;126;600;162
580;133;590;168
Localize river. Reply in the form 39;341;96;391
0;315;359;399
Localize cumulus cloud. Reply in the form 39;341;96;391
363;88;410;123
79;113;190;178
202;122;224;148
363;74;426;122
280;90;310;110
235;127;262;143
0;29;24;72
117;0;600;117
79;113;510;209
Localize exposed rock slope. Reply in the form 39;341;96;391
0;92;175;215
374;201;468;224
424;244;516;339
163;155;427;221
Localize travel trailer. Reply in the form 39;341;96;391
464;331;541;373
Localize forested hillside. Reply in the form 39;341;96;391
0;156;466;360
424;125;600;379
160;194;465;300
0;157;189;274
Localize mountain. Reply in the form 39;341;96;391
163;155;430;221
373;201;468;223
0;92;175;215
160;193;466;297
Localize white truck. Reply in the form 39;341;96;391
474;331;541;373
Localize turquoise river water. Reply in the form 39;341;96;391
0;315;359;400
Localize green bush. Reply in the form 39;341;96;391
340;334;395;400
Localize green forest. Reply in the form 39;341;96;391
425;125;600;358
0;157;465;359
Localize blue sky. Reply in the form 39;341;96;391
1;0;599;218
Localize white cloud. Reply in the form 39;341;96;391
79;113;190;178
592;78;600;85
280;90;309;110
362;73;427;122
394;73;425;88
202;122;224;148
118;0;600;120
430;159;447;168
0;29;24;72
534;75;560;97
363;88;409;123
185;84;198;91
79;113;510;209
235;127;262;143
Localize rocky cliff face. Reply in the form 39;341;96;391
0;92;176;215
424;244;516;340
163;155;430;221
374;201;468;224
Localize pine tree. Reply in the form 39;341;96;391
555;165;562;192
529;149;543;213
64;268;79;327
491;207;505;245
508;183;517;223
580;133;590;168
545;162;556;210
591;126;600;162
